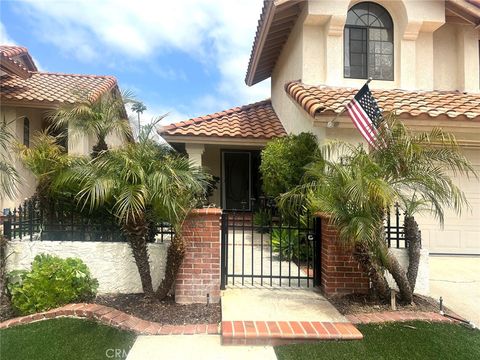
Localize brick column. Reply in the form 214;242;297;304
318;214;369;296
175;208;222;304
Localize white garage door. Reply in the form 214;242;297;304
419;148;480;255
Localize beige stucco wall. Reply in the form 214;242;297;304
271;7;326;138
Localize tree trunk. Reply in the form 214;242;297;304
92;137;108;158
405;215;422;293
123;216;154;297
156;232;186;301
384;249;413;304
0;235;8;302
353;243;391;301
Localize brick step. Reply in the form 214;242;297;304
221;320;362;346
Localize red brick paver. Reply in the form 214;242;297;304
221;320;363;345
0;303;220;335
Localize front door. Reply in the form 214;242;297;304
222;152;251;210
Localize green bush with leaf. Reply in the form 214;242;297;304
260;132;318;198
7;254;98;315
271;228;311;262
253;209;272;233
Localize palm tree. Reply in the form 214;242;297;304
49;89;133;157
0;119;19;301
131;101;147;137
279;115;475;303
17;131;73;212
53;117;209;298
0;119;19;201
371;118;476;294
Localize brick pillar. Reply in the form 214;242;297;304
175;208;222;304
318;214;370;296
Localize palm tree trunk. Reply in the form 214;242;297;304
384;249;413;304
92;137;108;158
405;215;421;292
156;232;186;301
353;243;391;301
0;235;8;302
122;216;154;297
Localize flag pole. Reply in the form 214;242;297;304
327;77;373;128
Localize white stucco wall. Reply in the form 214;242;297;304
6;240;167;294
385;248;430;296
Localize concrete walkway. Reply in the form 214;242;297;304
429;256;480;326
225;231;314;287
222;287;347;322
126;335;277;360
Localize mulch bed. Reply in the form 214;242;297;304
94;294;221;325
328;293;448;316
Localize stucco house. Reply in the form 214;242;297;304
0;45;126;211
160;0;480;255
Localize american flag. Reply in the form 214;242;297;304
345;84;383;148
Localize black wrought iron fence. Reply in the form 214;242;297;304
236;197;407;248
385;202;406;248
2;197;174;243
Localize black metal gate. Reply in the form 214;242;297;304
220;203;321;289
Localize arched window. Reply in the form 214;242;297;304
23;117;30;147
344;2;394;80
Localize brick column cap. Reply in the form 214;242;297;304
190;208;222;216
314;211;332;219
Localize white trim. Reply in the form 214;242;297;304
161;135;271;147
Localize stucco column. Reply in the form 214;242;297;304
185;143;205;167
325;15;346;86
400;21;422;90
457;26;480;93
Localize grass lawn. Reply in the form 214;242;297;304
275;321;480;360
0;318;137;360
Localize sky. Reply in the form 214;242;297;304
0;0;270;125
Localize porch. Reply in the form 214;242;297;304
159;99;286;211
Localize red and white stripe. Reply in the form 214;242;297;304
346;99;380;148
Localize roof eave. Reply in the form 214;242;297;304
245;0;276;87
161;134;275;146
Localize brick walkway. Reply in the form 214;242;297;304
221;320;363;345
346;311;456;324
0;303;220;335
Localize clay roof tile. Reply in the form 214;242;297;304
285;81;480;121
160;99;286;140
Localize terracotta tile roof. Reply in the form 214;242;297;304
160;100;286;139
0;45;35;79
285;81;480;121
1;71;118;107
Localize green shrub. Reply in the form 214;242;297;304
253;210;272;233
7;254;98;315
260;132;318;198
271;228;313;261
271;228;311;261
